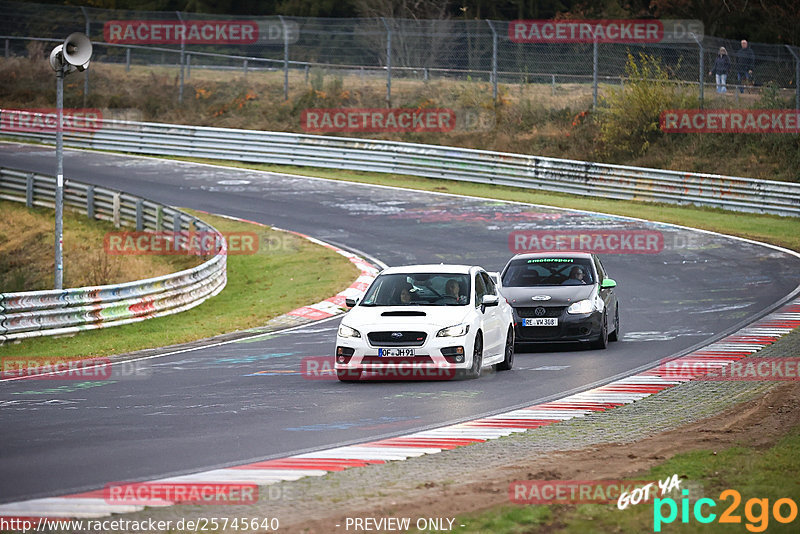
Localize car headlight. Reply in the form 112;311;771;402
567;299;595;314
338;324;361;338
436;324;470;337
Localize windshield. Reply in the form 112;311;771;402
361;273;470;306
502;258;595;287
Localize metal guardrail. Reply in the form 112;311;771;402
0;166;227;342
2;117;798;217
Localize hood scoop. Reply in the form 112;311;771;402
381;311;427;317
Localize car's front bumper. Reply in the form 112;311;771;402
334;332;473;379
512;309;603;343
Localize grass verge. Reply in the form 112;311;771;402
0;199;200;292
447;424;800;533
0;208;358;359
166;157;800;253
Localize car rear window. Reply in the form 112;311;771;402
502;258;595;287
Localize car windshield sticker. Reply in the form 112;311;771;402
527;258;574;263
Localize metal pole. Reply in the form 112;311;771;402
176;11;185;104
55;67;64;289
786;45;800;112
80;6;90;107
4;39;8;58
186;53;191;78
486;20;498;103
592;38;598;109
279;15;289;101
381;18;391;108
690;33;704;108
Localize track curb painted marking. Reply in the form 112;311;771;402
2;298;798;520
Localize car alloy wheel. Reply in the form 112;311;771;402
466;333;483;379
497;327;514;371
609;304;620;342
591;312;609;350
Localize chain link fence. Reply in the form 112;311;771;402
1;0;799;110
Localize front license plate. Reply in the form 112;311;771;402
523;318;558;327
378;348;416;357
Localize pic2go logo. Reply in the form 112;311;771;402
653;490;798;532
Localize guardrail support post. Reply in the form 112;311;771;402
304;64;309;83
135;199;143;231
4;39;8;58
112;192;121;228
381;18;392;108
186;53;191;78
125;47;130;72
87;185;95;219
26;173;34;207
172;212;182;233
552;74;555;96
279;15;290;101
156;205;163;230
243;58;248;79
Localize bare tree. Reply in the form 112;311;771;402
353;0;459;69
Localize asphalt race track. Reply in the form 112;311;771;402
1;143;799;503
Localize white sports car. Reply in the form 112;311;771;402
335;264;515;382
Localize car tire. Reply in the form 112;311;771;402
463;333;483;379
337;368;362;382
591;312;609;350
608;304;620;342
497;327;514;371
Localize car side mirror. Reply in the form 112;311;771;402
345;297;359;308
601;278;617;289
481;294;499;310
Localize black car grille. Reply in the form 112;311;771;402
515;306;565;318
518;327;561;339
367;331;427;347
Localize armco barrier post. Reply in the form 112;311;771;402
26;173;34;208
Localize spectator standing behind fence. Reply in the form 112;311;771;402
710;47;730;93
736;39;755;93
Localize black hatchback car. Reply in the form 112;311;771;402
499;252;619;349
